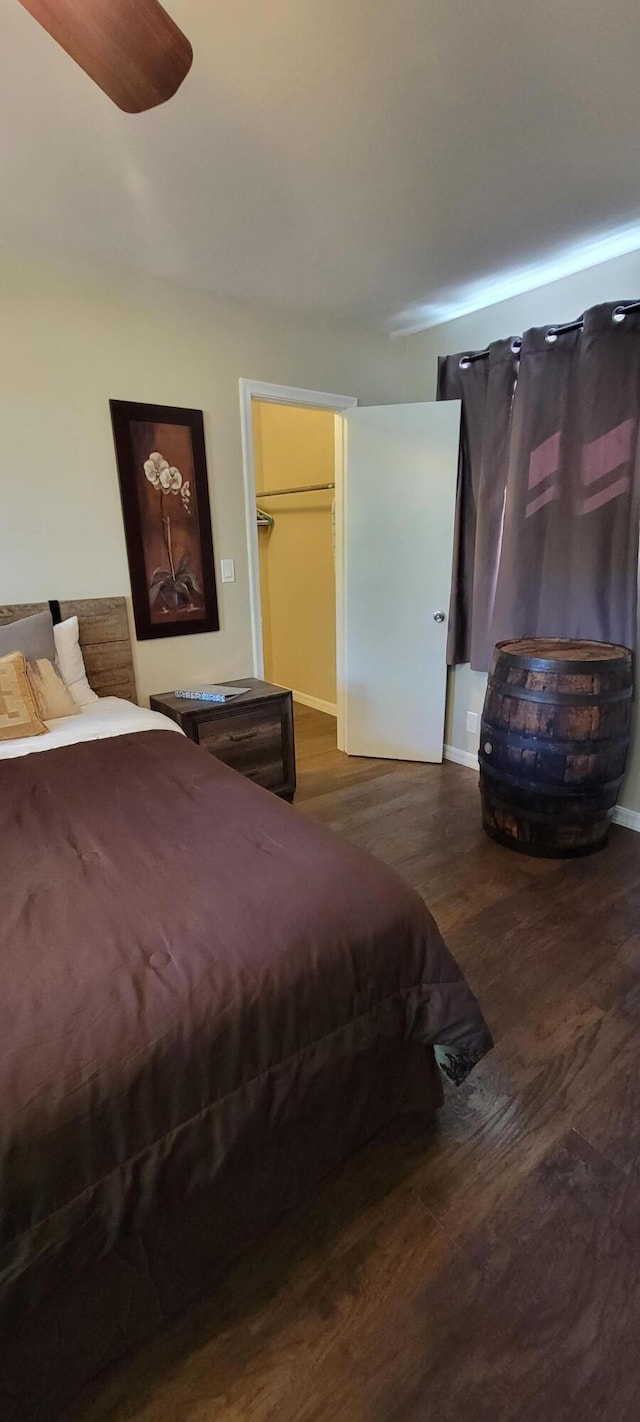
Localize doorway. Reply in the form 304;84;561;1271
254;400;337;717
239;380;357;756
240;381;460;768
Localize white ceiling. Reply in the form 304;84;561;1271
3;0;640;331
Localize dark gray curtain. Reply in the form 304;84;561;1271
437;339;517;668
469;339;519;670
437;351;489;664
439;302;640;668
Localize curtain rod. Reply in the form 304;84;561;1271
459;299;640;368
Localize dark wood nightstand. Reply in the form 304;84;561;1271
150;679;296;801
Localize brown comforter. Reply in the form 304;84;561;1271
0;730;491;1413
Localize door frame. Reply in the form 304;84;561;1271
239;379;357;744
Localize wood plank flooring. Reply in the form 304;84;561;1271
70;706;640;1422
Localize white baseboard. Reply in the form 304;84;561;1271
612;805;640;833
444;743;479;771
444;744;640;836
292;690;337;718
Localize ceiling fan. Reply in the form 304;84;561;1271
16;0;193;113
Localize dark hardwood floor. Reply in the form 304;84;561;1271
71;705;640;1422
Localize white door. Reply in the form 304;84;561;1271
339;401;461;762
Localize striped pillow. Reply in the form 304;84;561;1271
0;653;47;742
26;656;80;720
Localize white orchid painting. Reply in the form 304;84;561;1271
111;400;219;640
143;451;203;613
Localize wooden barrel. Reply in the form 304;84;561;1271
479;638;633;857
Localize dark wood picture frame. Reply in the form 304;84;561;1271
110;399;219;641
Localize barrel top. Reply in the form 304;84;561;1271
497;637;631;663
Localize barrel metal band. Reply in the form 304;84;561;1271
493;645;630;676
479;758;622;798
488;680;632;705
481;790;615;826
480;722;631;755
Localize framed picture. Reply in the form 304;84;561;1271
110;400;219;641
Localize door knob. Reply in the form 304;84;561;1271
433;611;446;623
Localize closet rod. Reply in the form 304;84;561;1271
257;482;335;498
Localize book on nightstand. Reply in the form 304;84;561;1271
174;685;251;703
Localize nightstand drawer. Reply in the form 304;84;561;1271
197;705;284;787
149;680;296;800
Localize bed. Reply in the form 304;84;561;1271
0;599;492;1420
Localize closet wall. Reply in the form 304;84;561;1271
253;402;336;710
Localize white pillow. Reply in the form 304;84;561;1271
53;617;99;708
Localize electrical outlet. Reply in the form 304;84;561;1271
466;710;479;734
220;558;235;583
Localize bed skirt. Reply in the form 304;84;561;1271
0;1038;443;1420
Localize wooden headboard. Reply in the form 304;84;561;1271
0;598;137;703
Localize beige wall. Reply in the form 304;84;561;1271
254;402;336;707
10;240;638;801
406;245;640;814
0;247;424;704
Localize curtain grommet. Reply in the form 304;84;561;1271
459;356;472;370
612;306;627;324
545;330;558;344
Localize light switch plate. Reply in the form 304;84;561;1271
221;558;235;583
466;710;479;734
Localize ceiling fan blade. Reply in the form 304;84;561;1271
16;0;193;113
